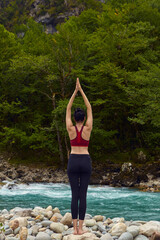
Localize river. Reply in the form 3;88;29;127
0;181;160;221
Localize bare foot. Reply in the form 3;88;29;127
73;229;78;235
78;228;88;235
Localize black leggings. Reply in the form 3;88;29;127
67;154;92;220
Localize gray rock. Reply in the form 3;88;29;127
36;223;42;227
85;219;96;227
106;226;112;231
41;221;53;227
103;216;107;221
27;236;36;240
50;222;65;233
62;229;73;236
112;218;125;223
1;209;8;215
118;232;133;240
4;228;13;235
10;207;33;217
85;213;93;219
0;233;5;240
14;226;21;235
93;231;102;237
92;225;98;231
35;232;52;240
27;228;33;235
45;229;53;235
134;235;149;240
125;221;131;227
97;222;106;232
100;232;113;240
4;224;10;230
32;225;39;236
127;226;139;237
27;218;34;221
5;238;18;240
112;236;119;240
121;163;133;173
31;212;38;218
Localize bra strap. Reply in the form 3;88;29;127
80;125;84;132
75;125;83;143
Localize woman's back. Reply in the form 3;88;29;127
68;125;92;154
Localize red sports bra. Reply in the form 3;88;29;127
70;125;89;147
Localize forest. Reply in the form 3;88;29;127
0;0;160;168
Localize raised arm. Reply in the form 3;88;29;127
66;88;78;130
77;78;93;130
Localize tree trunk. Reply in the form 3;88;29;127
52;95;64;168
64;134;70;160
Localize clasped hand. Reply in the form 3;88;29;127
75;77;82;92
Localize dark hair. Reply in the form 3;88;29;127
74;107;85;122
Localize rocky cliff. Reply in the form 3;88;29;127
0;0;105;33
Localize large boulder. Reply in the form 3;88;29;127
9;217;28;228
63;232;99;240
50;222;65;233
139;221;160;237
60;213;72;227
109;223;127;236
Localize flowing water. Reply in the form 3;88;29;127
0;181;160;221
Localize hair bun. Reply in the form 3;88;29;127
74;107;85;122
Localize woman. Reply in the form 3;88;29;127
66;77;93;235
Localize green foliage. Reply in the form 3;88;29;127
0;222;5;234
0;0;160;165
0;24;20;72
126;64;160;128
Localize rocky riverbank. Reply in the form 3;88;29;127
0;154;160;192
0;205;160;240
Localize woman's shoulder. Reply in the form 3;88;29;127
83;125;92;132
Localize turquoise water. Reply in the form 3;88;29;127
0;181;160;221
